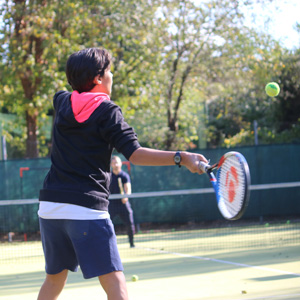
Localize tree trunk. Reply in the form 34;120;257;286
166;117;178;150
26;111;39;158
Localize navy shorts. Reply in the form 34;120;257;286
39;218;123;279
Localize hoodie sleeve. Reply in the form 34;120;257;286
99;101;141;160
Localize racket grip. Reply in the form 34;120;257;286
199;161;210;172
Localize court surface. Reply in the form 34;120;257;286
1;224;299;300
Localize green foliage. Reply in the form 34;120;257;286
205;27;300;147
0;0;88;157
275;51;300;131
0;0;162;157
0;0;299;158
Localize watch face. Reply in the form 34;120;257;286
174;154;181;163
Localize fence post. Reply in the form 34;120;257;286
253;120;258;146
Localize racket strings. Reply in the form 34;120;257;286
217;156;246;218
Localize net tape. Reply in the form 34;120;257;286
1;181;300;206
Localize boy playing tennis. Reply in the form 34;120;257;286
37;47;207;300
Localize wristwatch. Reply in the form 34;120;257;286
174;151;182;168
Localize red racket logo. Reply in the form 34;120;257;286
225;166;239;203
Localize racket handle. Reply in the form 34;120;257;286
199;161;210;172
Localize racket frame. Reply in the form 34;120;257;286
200;151;251;220
118;177;125;195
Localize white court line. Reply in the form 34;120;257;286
234;294;300;300
140;247;300;277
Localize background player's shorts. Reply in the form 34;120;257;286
39;218;123;279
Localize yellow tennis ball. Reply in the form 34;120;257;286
131;275;139;282
265;82;280;97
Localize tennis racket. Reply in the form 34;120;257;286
118;177;125;195
199;151;251;220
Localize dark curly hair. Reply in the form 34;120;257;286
66;48;111;93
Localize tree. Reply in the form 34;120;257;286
129;0;278;150
276;51;300;131
0;0;161;158
1;0;298;157
1;1;87;157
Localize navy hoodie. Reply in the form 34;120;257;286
39;91;140;211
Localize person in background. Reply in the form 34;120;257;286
109;156;135;248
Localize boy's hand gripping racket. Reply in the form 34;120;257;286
199;151;251;220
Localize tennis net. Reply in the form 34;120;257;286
0;181;300;264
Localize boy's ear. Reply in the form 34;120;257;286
93;76;101;85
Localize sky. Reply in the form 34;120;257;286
243;0;300;50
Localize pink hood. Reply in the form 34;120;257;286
70;91;110;123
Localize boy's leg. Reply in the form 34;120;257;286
37;269;68;300
98;271;128;300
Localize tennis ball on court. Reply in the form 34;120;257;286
265;223;269;227
131;275;139;282
265;82;280;97
286;220;290;224
241;290;247;294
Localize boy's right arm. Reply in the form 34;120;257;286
128;147;207;174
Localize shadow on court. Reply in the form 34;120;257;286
250;274;299;281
